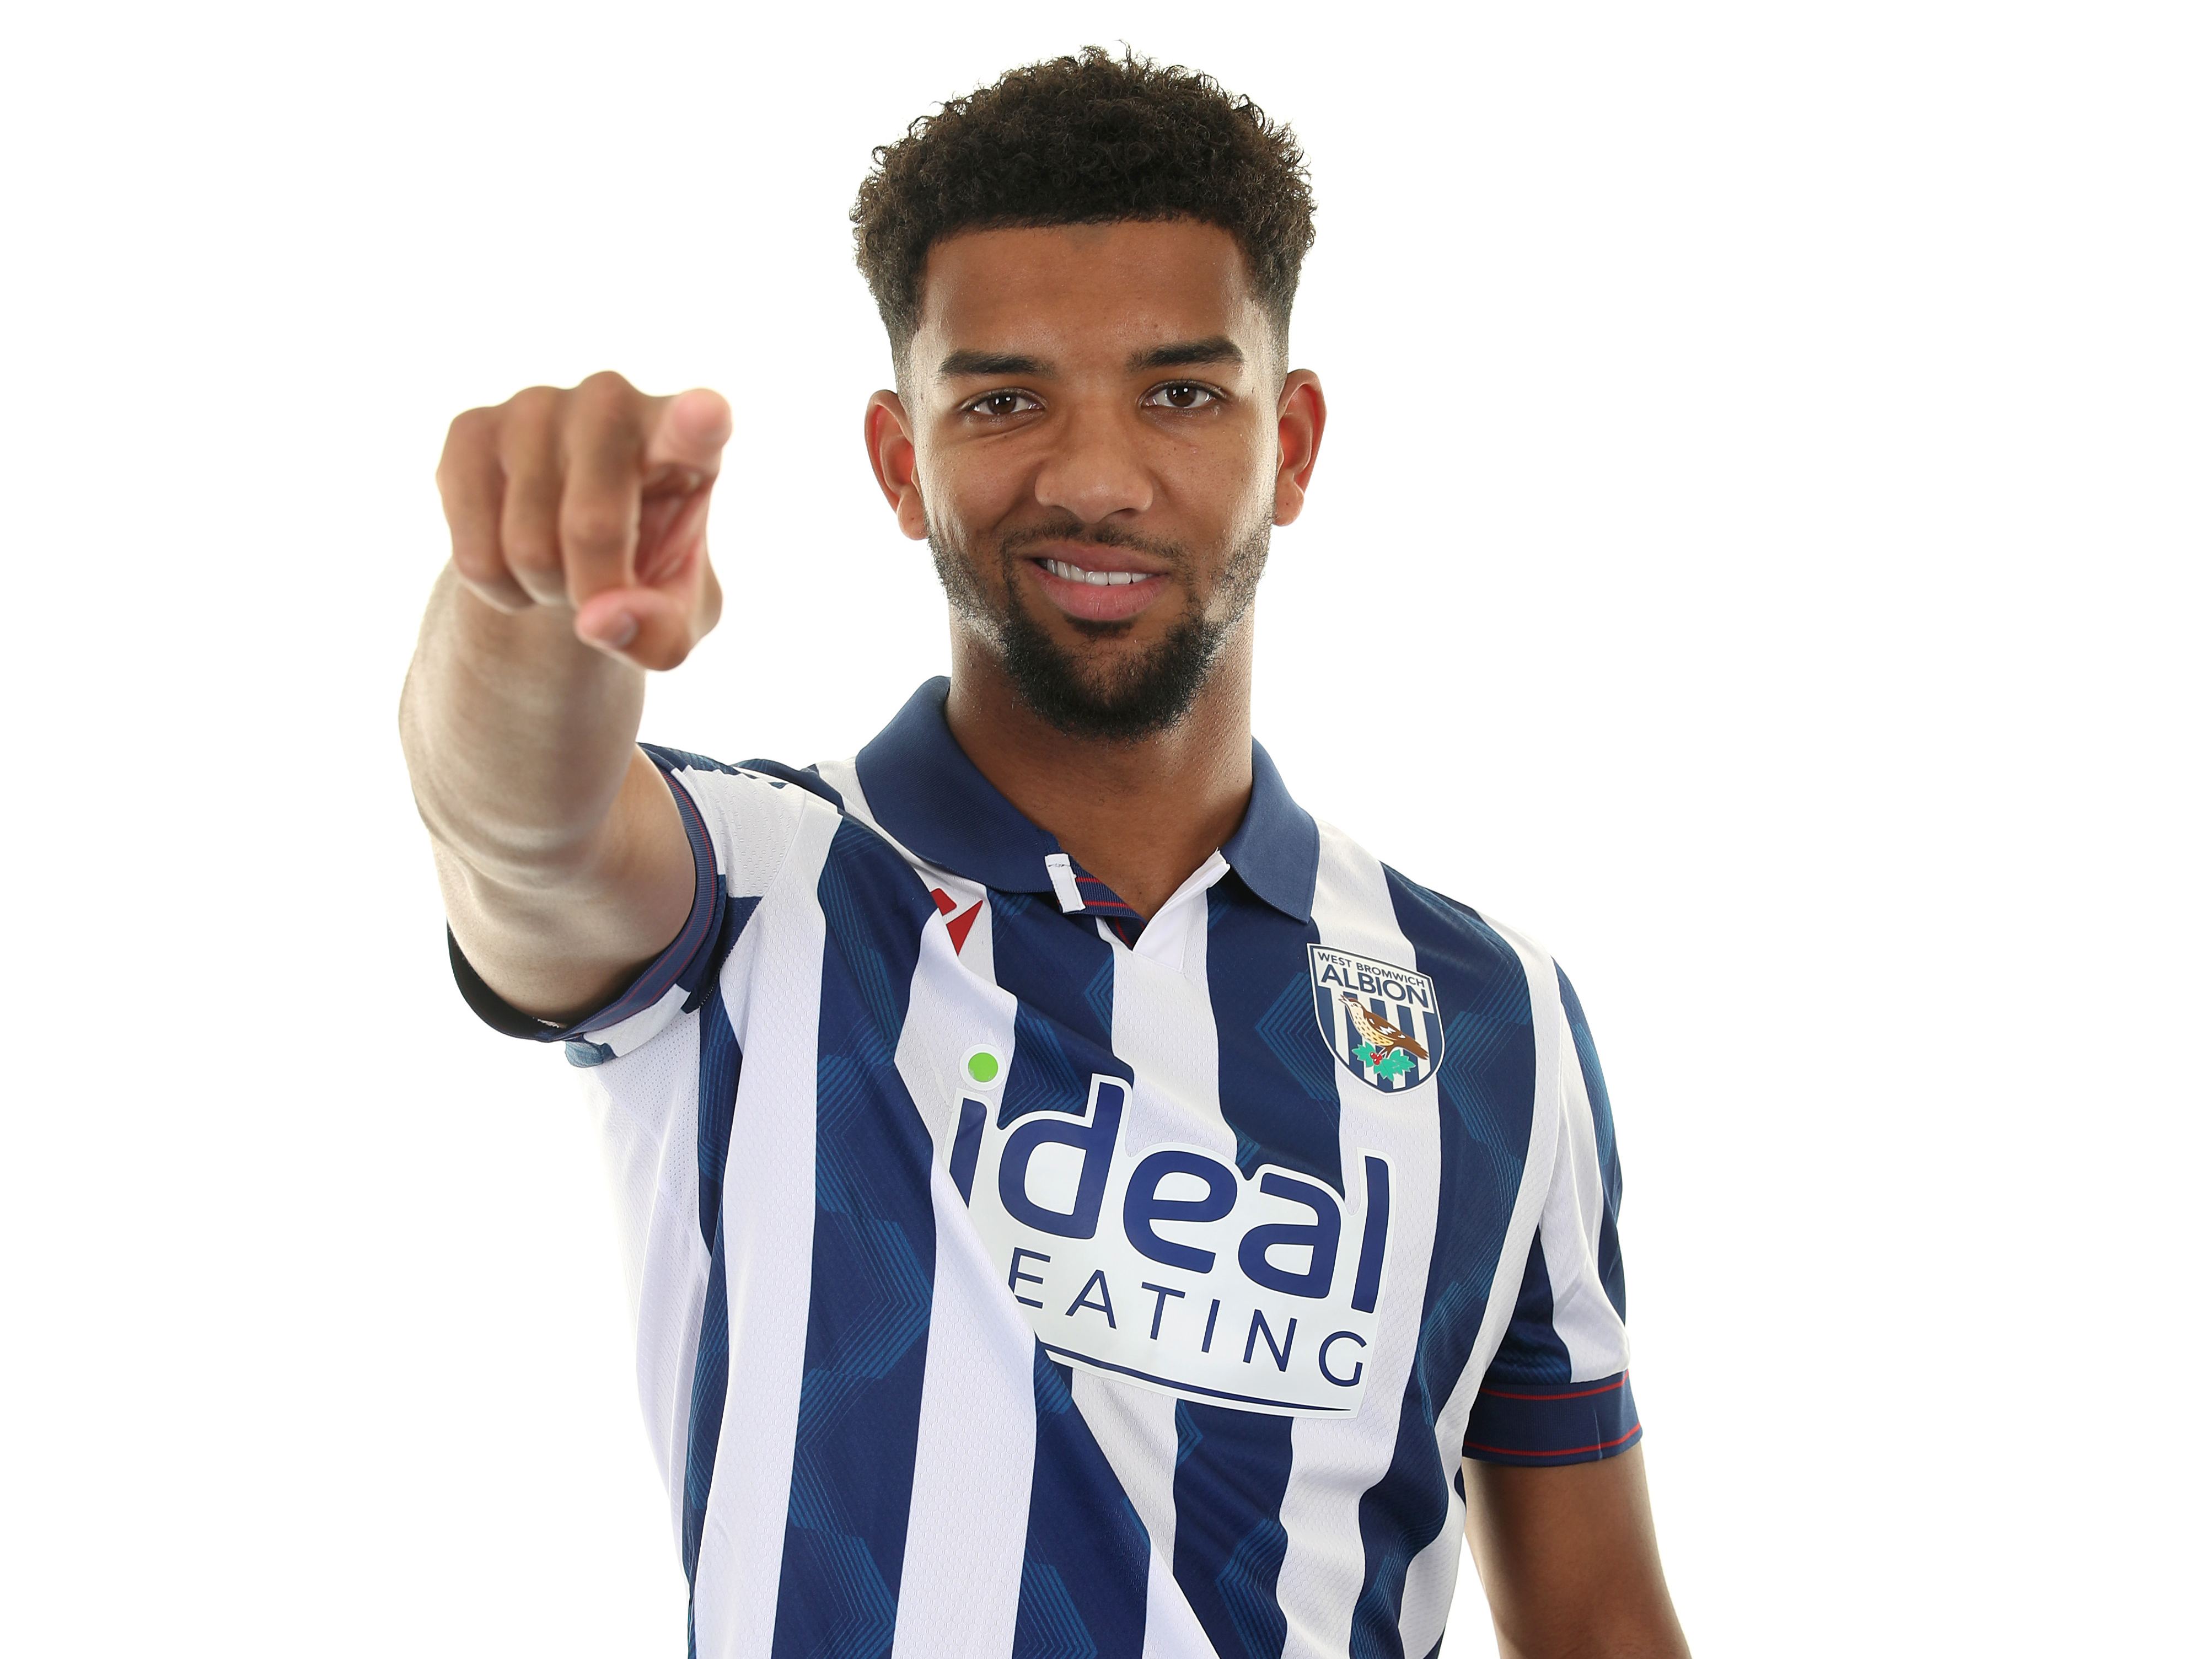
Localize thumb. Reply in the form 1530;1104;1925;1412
587;388;728;670
573;576;718;673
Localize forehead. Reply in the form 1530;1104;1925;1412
914;220;1265;363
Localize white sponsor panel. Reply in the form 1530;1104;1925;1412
951;1073;1395;1418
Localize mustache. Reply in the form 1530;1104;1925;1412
996;517;1186;568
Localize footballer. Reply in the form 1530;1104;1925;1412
402;48;1689;1659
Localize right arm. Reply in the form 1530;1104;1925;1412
399;373;733;1022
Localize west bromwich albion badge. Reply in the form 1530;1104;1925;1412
1308;946;1445;1092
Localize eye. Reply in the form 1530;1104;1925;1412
967;389;1041;418
1142;381;1222;411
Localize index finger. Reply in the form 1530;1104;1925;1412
642;388;734;490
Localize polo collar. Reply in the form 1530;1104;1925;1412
853;678;1318;924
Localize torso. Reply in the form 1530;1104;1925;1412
562;683;1615;1659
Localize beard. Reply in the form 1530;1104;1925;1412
929;512;1271;743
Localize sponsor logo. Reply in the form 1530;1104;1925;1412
949;1073;1393;1418
1308;946;1445;1092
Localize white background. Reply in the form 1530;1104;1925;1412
2;3;2204;1653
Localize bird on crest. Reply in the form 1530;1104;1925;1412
1340;992;1429;1066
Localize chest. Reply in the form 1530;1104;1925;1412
851;877;1491;1425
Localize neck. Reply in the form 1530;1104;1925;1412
943;619;1255;920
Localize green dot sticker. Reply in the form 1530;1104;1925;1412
964;1048;1002;1086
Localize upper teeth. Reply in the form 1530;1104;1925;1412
1043;557;1153;587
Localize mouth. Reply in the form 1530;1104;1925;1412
1022;544;1172;624
1038;557;1156;588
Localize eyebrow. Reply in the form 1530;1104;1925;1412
1128;336;1244;372
934;336;1247;379
937;349;1051;378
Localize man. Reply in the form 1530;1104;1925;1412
402;47;1689;1659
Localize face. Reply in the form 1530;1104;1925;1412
865;219;1324;741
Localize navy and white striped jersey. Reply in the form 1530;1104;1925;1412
450;678;1640;1659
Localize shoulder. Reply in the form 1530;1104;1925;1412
1386;863;1534;970
561;746;887;1066
637;744;850;885
641;743;846;814
1316;817;1550;994
641;742;936;921
1389;865;1560;1064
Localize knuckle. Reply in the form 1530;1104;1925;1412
437;409;495;485
560;505;632;558
568;373;646;449
443;405;492;447
499;385;561;442
495;390;561;468
575;368;636;403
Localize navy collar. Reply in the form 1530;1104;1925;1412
853;678;1318;924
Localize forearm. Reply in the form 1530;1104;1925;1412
1465;1451;1690;1659
402;562;647;883
401;565;690;1015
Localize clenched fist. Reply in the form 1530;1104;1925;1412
437;372;733;671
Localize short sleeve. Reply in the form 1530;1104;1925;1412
1463;967;1643;1467
445;745;820;1065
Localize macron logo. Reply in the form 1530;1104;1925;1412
930;887;982;954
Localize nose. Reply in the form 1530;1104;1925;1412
1032;399;1154;524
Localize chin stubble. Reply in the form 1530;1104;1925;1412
927;517;1270;744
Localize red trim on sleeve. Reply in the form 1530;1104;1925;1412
1475;1376;1627;1404
1463;1422;1644;1461
1462;1370;1642;1467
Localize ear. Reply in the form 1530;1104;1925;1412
1272;371;1327;527
865;390;929;541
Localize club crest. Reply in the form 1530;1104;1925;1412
1307;946;1445;1093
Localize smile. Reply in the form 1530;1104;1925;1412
1039;558;1160;588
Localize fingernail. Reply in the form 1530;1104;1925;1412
583;611;638;650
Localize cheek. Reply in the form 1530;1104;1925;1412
1172;425;1276;530
920;443;1028;542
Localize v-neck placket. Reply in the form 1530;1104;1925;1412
1102;849;1230;971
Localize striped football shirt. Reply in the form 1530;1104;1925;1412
449;677;1640;1659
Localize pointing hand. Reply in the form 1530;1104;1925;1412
436;372;733;670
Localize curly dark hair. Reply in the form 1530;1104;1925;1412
852;47;1316;368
